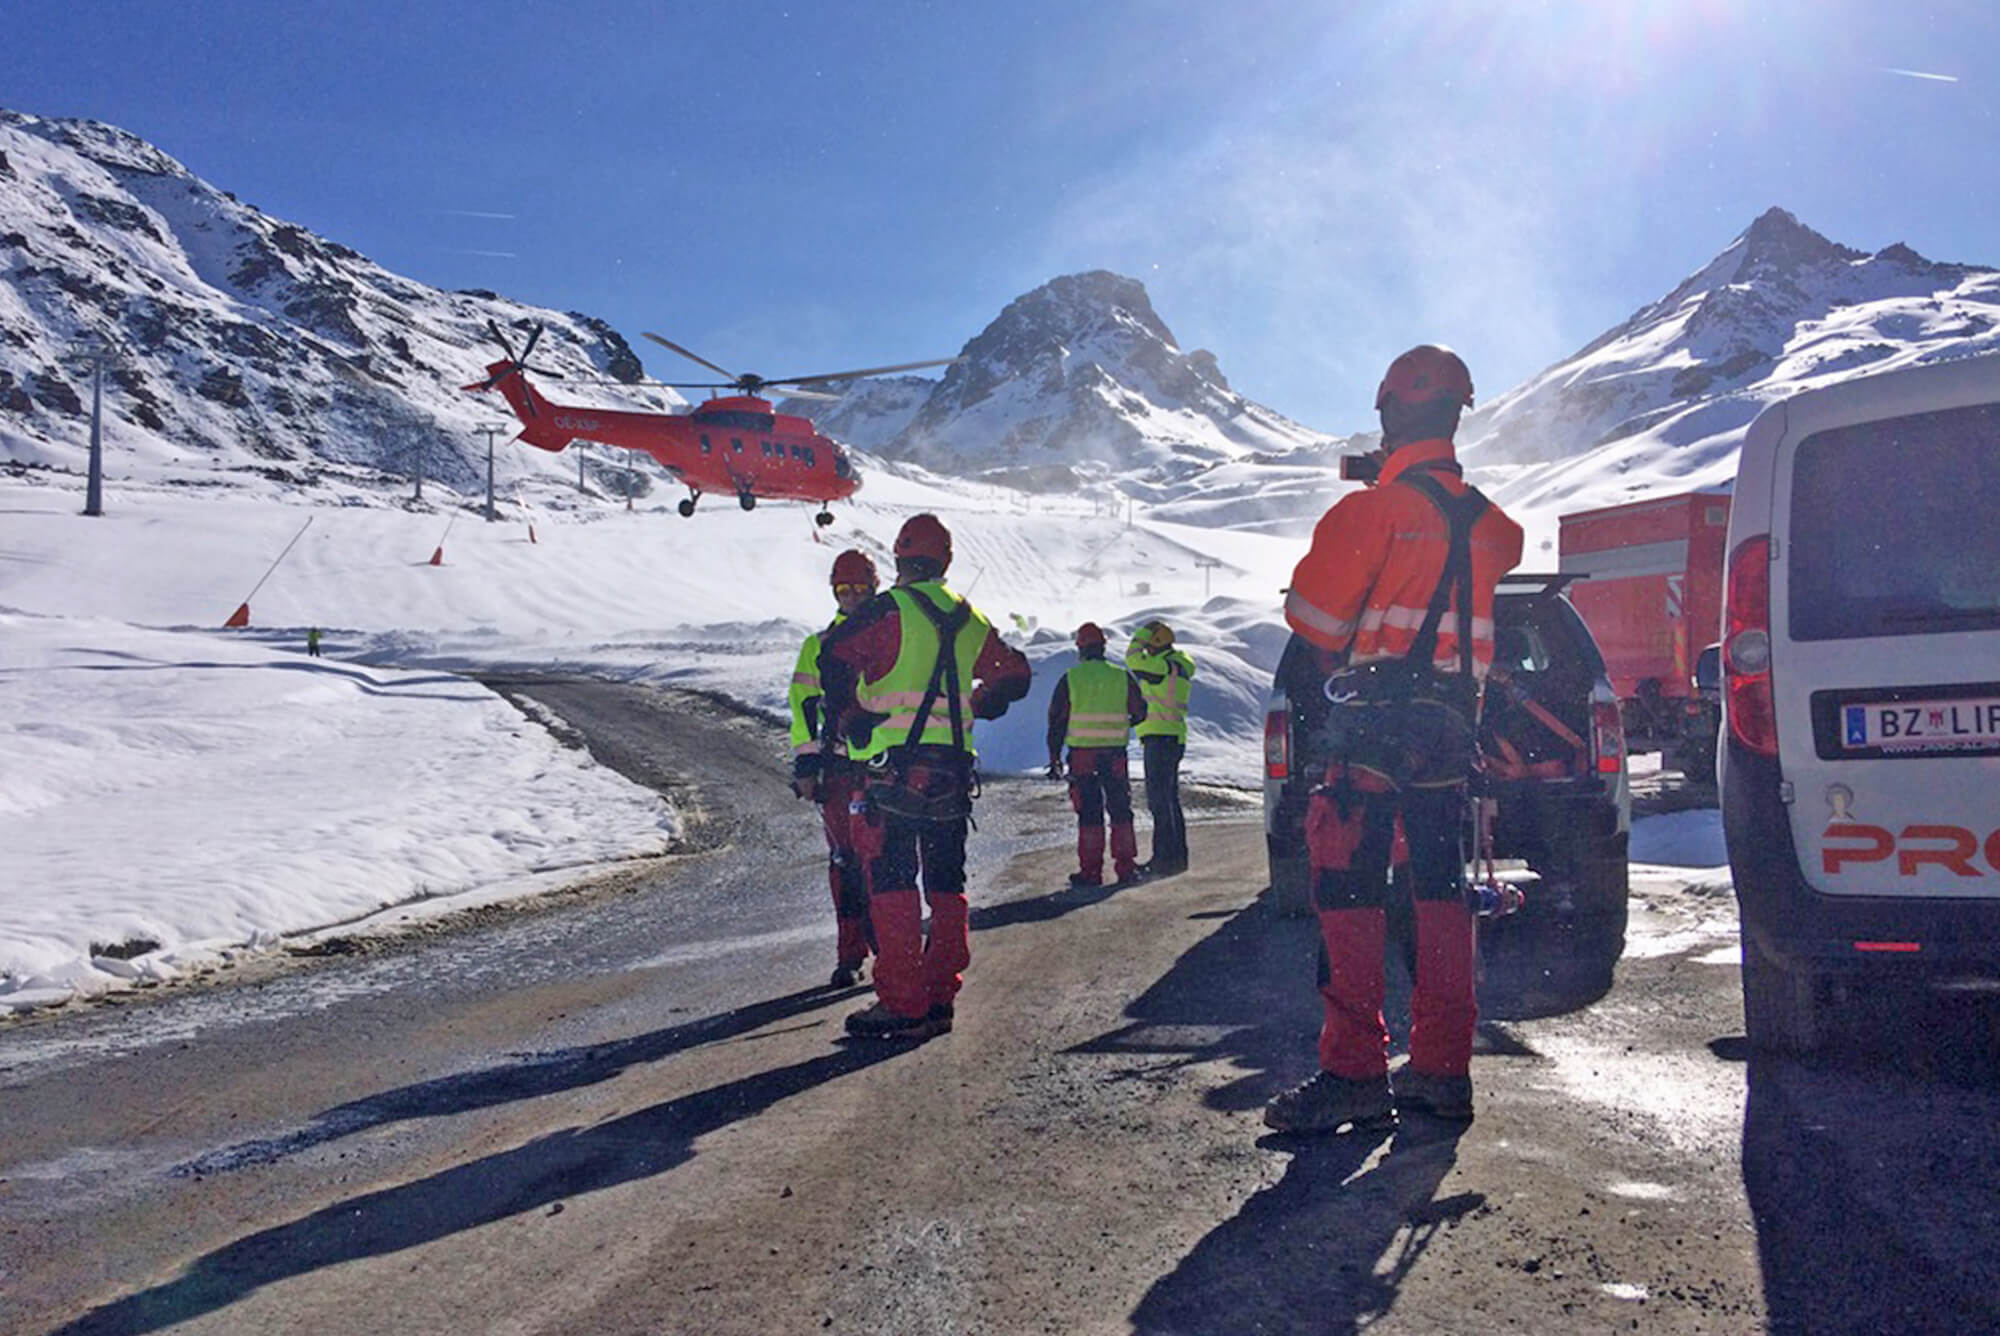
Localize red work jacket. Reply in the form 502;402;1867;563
1284;439;1524;678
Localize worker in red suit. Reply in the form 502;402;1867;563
820;514;1032;1040
789;548;882;988
1264;345;1523;1135
1045;622;1148;888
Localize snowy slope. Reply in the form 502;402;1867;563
0;110;685;495
1459;207;2000;552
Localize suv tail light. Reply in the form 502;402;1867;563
1264;708;1290;780
1724;533;1778;756
1590;699;1624;774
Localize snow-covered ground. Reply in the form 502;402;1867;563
0;461;1307;1010
1;433;1741;1013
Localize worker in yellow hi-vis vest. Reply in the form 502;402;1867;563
1126;620;1195;875
1047;622;1148;888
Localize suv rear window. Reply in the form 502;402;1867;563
1788;401;2000;641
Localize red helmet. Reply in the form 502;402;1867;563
1375;345;1474;411
1074;621;1106;648
829;549;877;589
894;513;952;570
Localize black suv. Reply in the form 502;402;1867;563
1262;575;1632;926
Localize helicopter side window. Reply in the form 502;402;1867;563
699;434;712;455
802;446;815;467
731;437;744;453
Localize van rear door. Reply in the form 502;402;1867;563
1771;399;2000;899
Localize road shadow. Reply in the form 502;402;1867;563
1070;891;1584;1329
1742;991;2000;1334
969;874;1150;931
1133;1124;1477;1333
175;985;850;1175
50;1042;906;1336
1473;901;1621;1022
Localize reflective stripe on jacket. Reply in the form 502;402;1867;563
1284;439;1523;678
788;615;846;756
851;582;992;762
1062;659;1136;749
1126;645;1194;741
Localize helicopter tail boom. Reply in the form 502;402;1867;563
465;360;571;451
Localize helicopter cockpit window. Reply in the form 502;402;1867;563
700;409;777;432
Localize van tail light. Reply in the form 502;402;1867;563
1265;709;1290;780
1590;700;1625;775
1724;533;1778;756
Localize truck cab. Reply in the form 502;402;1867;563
1722;351;2000;1052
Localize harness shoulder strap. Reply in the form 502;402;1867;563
904;588;974;751
1395;471;1491;680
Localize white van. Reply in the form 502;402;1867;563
1722;351;2000;1052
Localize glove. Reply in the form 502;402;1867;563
1045;761;1065;781
791;753;822;802
844;709;889;749
971;686;1004;720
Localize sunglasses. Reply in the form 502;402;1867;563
833;583;875;597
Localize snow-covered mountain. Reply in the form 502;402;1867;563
1463;207;2000;532
792;271;1334;492
10;104;2000;550
0;110;685;496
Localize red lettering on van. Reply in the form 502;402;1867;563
1898;825;1982;877
1823;823;2000;876
1823;823;1894;873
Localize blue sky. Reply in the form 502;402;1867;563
7;1;1994;433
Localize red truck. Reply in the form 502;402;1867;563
1558;491;1731;777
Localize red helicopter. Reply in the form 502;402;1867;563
463;322;958;524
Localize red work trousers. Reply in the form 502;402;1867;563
851;758;972;1021
818;762;874;969
1305;764;1475;1081
1066;747;1138;883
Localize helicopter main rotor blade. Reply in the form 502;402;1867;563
642;332;738;381
485;319;519;362
517;322;546;366
769;356;964;388
776;387;843;403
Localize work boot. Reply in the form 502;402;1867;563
1067;871;1102;890
844;1002;934;1041
926;1001;955;1035
830;960;865;989
1262;1071;1395;1135
1394;1068;1475;1121
1113;862;1141;885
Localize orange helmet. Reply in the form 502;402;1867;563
1074;621;1106;649
894;513;952;570
1375;345;1474;411
830;549;877;588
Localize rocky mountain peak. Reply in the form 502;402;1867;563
875;270;1319;487
1731;206;1863;281
1462;208;2000;472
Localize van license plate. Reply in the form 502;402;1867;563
1843;698;2000;751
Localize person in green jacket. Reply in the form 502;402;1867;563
1046;622;1148;888
788;549;881;988
1126;620;1194;874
